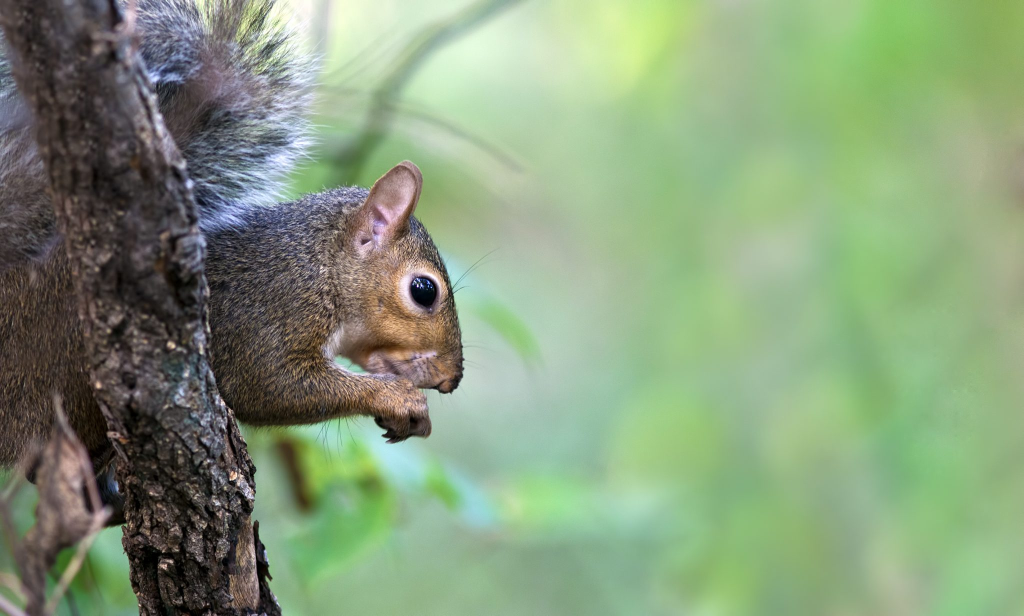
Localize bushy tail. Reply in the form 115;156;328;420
138;0;314;226
0;0;313;266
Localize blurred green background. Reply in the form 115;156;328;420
7;0;1024;613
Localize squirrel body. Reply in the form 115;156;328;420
0;0;463;467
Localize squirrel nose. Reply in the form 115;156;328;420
437;373;461;394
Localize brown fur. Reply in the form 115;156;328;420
0;162;463;466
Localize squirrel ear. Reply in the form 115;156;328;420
353;161;423;253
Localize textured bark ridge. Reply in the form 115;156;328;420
0;1;277;614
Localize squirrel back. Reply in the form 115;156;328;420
0;0;313;266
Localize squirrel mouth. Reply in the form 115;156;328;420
365;352;456;392
368;354;417;384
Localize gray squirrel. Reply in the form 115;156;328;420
0;0;464;470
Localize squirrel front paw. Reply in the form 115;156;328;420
372;378;430;443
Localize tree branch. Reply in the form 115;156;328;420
329;0;523;180
0;1;273;613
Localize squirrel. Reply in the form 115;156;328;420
0;0;464;471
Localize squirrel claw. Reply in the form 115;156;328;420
374;412;431;443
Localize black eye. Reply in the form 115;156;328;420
409;276;437;308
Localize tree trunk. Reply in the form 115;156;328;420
0;1;277;614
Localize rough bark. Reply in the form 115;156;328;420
0;1;277;614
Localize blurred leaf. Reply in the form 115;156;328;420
423;461;461;509
468;297;541;365
288;480;397;586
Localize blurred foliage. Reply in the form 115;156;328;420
7;0;1024;613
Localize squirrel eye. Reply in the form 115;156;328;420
409;276;437;308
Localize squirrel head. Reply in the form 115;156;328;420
335;162;464;393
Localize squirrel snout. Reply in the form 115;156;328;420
436;375;460;394
365;349;463;393
435;368;462;394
